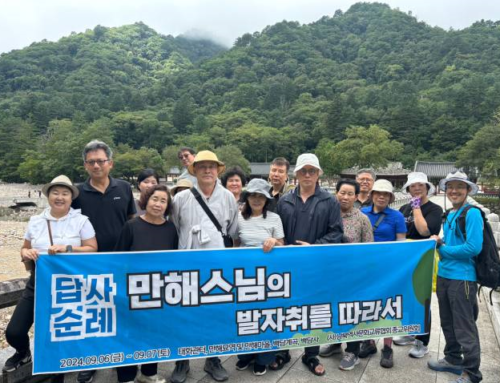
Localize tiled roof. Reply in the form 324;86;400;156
341;162;411;176
413;161;461;178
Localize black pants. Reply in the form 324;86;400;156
5;275;35;353
345;341;361;356
116;364;157;382
437;277;482;383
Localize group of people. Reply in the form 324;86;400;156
2;140;484;383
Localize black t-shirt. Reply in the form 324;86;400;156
399;200;443;240
72;177;136;251
114;217;178;252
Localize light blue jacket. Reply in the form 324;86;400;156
438;204;483;282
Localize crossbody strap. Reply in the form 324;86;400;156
372;213;386;231
190;188;223;233
46;220;54;246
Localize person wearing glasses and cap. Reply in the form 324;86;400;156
393;172;443;358
427;172;483;383
274;153;343;377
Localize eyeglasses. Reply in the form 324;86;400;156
85;159;110;166
195;164;218;171
446;184;468;191
299;168;318;176
357;177;373;183
178;154;191;160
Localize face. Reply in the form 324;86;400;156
446;181;469;207
226;175;243;196
84;149;113;180
194;161;218;186
179;150;195;167
408;182;428;200
139;176;158;195
269;164;288;189
48;186;72;214
337;184;357;212
356;172;375;194
372;191;391;210
247;193;267;212
145;190;169;218
296;166;319;189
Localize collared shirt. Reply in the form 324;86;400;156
72;177;136;251
361;205;406;242
268;184;294;213
171;182;239;249
354;195;372;209
341;208;374;243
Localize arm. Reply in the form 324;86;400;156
315;198;344;244
114;222;133;252
412;208;431;237
21;240;39;261
439;208;483;260
396;233;406;241
395;211;407;241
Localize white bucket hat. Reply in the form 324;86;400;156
370;179;395;204
439;171;478;195
402;172;435;196
294;153;323;175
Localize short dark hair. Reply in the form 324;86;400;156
137;168;160;191
271;157;290;172
241;194;270;220
221;166;247;187
336;179;360;195
138;184;172;216
177;147;195;158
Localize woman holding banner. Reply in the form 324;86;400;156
319;179;374;371
360;179;407;368
114;184;178;383
235;178;284;376
3;175;97;376
393;172;442;358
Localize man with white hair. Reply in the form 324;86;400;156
275;153;343;376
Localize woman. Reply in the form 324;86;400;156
135;169;160;215
221;166;247;207
319;179;374;371
393;172;443;358
3;175;97;374
114;184;178;383
235;178;284;376
360;179;406;368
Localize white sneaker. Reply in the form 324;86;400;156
393;335;415;346
136;373;166;383
409;340;429;358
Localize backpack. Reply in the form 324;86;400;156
443;205;500;304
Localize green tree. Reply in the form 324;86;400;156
215;145;251;174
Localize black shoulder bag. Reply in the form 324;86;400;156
191;188;234;248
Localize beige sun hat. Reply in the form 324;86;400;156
439;171;478;195
370;179;395;204
41;175;79;200
188;150;226;176
171;178;193;196
402;172;435;196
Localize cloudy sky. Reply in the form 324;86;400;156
1;0;500;54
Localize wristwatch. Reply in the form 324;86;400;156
66;245;73;253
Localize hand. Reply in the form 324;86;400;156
430;235;443;247
48;244;68;255
410;197;422;209
263;238;278;253
21;248;39;261
295;240;310;246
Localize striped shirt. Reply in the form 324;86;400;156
238;211;284;248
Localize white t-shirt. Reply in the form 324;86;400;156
25;207;96;252
238;211;284;248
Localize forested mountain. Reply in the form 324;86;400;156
1;2;500;183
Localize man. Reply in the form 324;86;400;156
429;171;483;383
171;150;238;382
276;153;344;376
267;157;294;212
72;140;136;383
354;168;376;209
177;146;197;184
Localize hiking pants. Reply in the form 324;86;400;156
437;277;482;383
